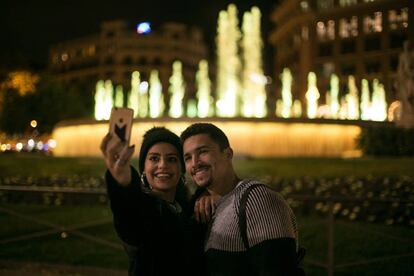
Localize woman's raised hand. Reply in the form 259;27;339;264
100;133;135;186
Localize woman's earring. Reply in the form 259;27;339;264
141;173;152;190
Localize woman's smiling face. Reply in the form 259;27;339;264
144;142;181;193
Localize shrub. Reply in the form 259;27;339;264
357;126;414;156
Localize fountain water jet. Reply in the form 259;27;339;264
128;71;140;118
196;60;213;118
216;4;241;117
168;61;185;118
305;72;320;119
241;6;267;118
149;70;164;118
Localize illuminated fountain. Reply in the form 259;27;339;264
53;4;394;158
196;60;213;118
328;74;340;119
149;70;164;118
345;76;359;120
128;71;140;118
94;80;106;120
305;72;320;119
241;6;267;118
277;68;292;118
114;85;124;108
104;80;114;119
94;80;114;120
360;79;371;120
371;79;388;121
138;81;149;118
215;4;241;117
168;61;185;118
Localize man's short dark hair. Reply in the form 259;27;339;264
180;123;230;151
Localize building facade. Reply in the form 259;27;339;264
269;0;413;105
48;20;208;103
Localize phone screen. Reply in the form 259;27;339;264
109;108;134;143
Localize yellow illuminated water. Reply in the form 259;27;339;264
52;120;361;158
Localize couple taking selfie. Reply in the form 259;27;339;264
101;121;305;276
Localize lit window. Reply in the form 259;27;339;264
389;8;409;30
61;53;68;62
340;0;357;7
301;26;309;40
316;21;326;40
339;16;358;38
300;1;309;11
88;45;96;56
363;12;382;33
327;20;335;40
316;20;335;41
293;34;301;46
317;0;333;10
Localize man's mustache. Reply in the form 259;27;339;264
191;164;210;175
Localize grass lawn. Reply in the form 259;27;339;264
1;154;414;275
1;202;413;275
1;154;414;178
0;203;127;270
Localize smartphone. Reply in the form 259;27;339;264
109;107;134;144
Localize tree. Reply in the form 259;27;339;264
0;72;92;135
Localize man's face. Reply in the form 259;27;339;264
183;134;230;189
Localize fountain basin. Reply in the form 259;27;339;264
50;118;389;158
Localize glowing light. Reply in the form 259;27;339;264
3;71;39;96
241;6;267;118
114;85;124;108
1;144;7;152
138;81;149;118
345;76;359;120
371;79;387;121
388;101;401;121
30;120;37;128
103;80;114;120
329;74;340;119
168;61;185;118
27;139;35;150
52;120;361;158
136;22;151;34
216;4;241;117
292;100;302;118
279;68;293;118
196;60;213;118
360;79;371;120
187;99;198;118
140;81;149;91
149;70;164;118
48;139;57;149
128;71;140;118
94;80;106;120
305;72;320;119
16;142;23;152
61;53;68;61
36;141;44;151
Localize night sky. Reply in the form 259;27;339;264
1;0;279;72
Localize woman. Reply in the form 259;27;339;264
100;127;206;276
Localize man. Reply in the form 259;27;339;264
181;123;302;276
